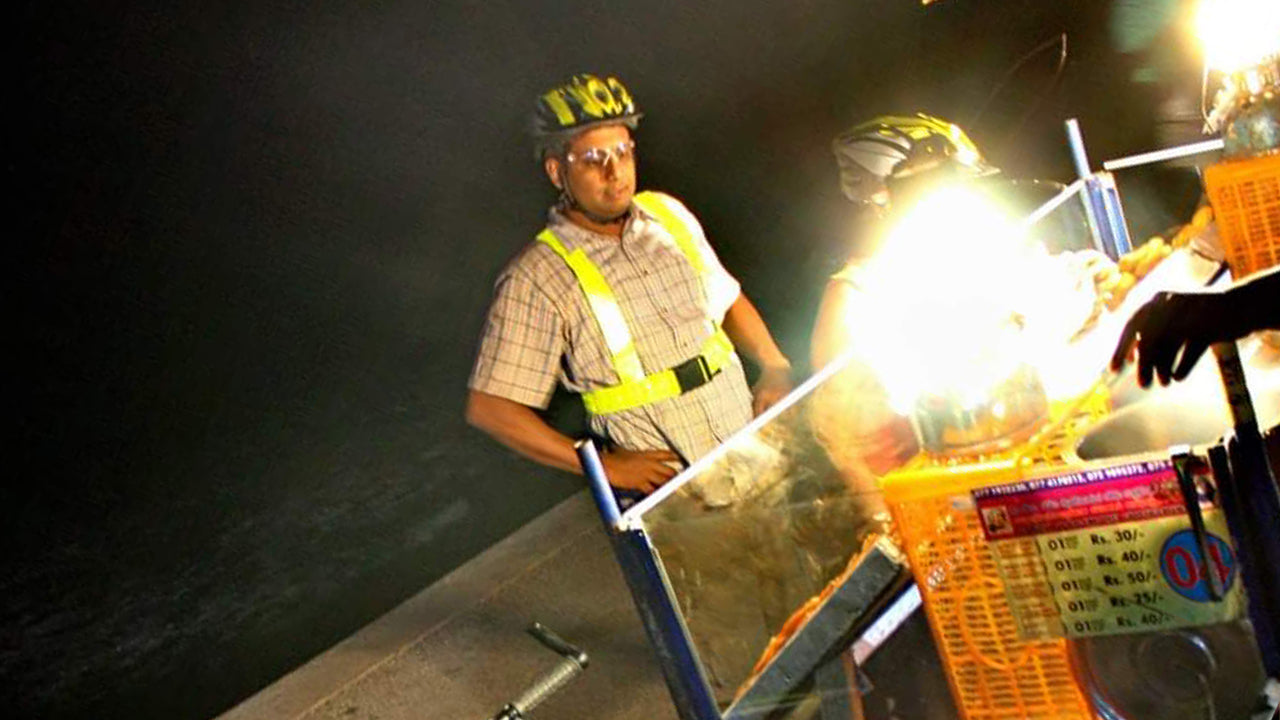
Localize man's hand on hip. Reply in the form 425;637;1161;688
601;448;682;494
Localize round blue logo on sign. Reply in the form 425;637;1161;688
1159;529;1236;602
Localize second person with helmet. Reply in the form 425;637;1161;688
466;73;794;501
809;113;1119;496
808;114;995;492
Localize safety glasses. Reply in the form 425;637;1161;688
565;140;636;169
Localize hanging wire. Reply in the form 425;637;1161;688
968;33;1070;131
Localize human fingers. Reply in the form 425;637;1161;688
1135;334;1158;388
601;452;658;492
632;453;678;480
1171;340;1210;382
649;458;679;479
1154;351;1176;386
623;475;662;494
1111;303;1151;372
634;449;681;464
1146;335;1184;387
609;447;678;465
1128;294;1184;386
753;377;793;416
613;467;666;494
638;461;678;492
753;391;782;416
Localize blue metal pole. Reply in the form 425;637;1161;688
575;438;621;529
574;439;722;719
612;529;723;720
1064;118;1112;257
1212;342;1280;674
1064;118;1093;178
1097;171;1133;256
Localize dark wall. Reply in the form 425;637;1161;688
12;1;1197;718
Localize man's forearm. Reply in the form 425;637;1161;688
723;292;790;370
465;390;582;474
811;280;855;372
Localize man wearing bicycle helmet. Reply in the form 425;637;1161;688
466;73;793;500
830;113;996;215
813;114;1003;368
808;114;994;488
810;114;1115;490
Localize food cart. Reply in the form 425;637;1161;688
575;10;1280;719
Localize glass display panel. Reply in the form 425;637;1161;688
630;357;898;707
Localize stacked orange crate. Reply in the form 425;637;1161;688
1204;153;1280;278
880;388;1110;719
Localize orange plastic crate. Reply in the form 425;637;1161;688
1204;153;1280;279
879;389;1109;720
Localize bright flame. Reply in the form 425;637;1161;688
1196;0;1280;73
842;187;1101;413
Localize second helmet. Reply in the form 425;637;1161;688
832;113;995;205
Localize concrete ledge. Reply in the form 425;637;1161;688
218;491;600;720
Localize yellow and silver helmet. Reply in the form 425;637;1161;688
532;74;642;160
832;113;995;205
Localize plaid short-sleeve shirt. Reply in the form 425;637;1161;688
469;192;753;465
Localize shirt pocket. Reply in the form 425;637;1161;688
631;245;707;327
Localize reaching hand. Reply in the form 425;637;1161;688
1110;290;1236;387
752;365;794;416
600;447;682;494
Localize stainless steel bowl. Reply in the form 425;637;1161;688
1069;366;1278;720
1075;377;1280;461
1069;621;1267;720
913;362;1048;458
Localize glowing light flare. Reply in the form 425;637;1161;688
1196;0;1280;73
842;187;1101;413
1018;250;1114;400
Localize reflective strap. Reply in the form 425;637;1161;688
537;197;737;415
632;191;706;275
583;327;735;415
700;325;735;372
582;365;683;415
536;229;645;382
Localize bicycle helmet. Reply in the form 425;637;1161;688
532;74;642;160
832;113;995;205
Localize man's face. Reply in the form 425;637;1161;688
548;124;636;221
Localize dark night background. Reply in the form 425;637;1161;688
12;1;1201;718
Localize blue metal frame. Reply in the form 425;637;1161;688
1210;344;1280;674
1064;118;1132;259
611;528;722;720
576;439;721;720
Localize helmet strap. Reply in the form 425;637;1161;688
556;163;629;225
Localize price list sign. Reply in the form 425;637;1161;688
972;459;1247;640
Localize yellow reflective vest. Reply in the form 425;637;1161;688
536;191;736;415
